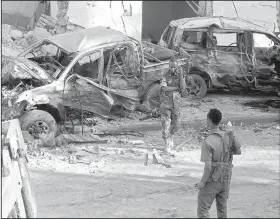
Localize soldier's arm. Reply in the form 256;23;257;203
160;72;178;92
200;140;212;184
178;66;187;97
232;136;242;155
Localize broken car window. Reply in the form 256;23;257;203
253;33;274;47
213;32;238;52
108;44;138;78
180;31;205;50
71;51;102;80
22;41;72;80
213;33;236;47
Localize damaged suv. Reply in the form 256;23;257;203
159;16;280;98
2;26;190;138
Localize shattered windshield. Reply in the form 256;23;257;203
21;40;75;80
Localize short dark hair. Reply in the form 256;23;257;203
170;56;178;63
207;108;222;125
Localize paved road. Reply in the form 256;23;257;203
30;157;279;218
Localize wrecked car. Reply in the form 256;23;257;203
2;26;190;138
158;16;280;98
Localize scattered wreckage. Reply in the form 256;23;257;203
2;26;191;138
158;16;280;98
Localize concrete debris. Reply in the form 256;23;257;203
39;132;56;148
59;133;107;144
2;24;29;55
82;146;100;155
273;125;280;130
36;14;57;30
14;38;29;48
35;13;84;35
152;150;171;168
30;139;44;148
68;154;91;164
117;138;145;145
11;29;23;40
72;126;97;134
89;159;105;168
253;127;263;133
22;131;35;143
2;47;20;57
173;136;193;151
25;28;51;45
55;135;68;147
2;24;12;35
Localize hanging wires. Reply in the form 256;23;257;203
232;1;239;18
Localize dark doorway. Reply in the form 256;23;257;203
142;1;199;43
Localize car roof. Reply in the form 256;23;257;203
170;16;272;34
46;26;131;53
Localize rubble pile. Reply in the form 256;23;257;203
2;14;84;57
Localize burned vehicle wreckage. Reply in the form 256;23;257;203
158;17;280;98
2;26;190;138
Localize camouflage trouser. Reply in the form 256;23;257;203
197;181;231;218
160;107;180;150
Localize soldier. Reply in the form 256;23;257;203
156;56;190;155
195;108;242;218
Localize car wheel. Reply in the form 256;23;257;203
187;74;208;98
143;83;161;110
19;110;57;139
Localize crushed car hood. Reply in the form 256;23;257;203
2;55;54;84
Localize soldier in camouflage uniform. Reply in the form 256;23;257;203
195;108;242;218
157;56;190;154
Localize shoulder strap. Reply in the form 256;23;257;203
222;132;233;163
207;132;224;162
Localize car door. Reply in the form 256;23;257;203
62;49;116;118
251;32;280;87
209;30;253;89
103;42;141;111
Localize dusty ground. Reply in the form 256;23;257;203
28;121;280;218
88;91;280;130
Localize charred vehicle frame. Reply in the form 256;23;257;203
2;26;190;138
158;16;280;98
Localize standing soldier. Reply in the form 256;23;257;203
155;56;191;155
195;108;242;218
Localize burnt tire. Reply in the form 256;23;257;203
188;74;208;98
143;83;161;110
19;110;57;139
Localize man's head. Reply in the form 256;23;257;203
182;32;188;41
169;56;179;73
207;108;222;128
213;36;217;46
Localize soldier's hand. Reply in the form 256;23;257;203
181;90;188;98
194;181;205;189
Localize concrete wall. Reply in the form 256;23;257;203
50;1;142;41
142;1;198;41
213;1;279;32
2;1;46;29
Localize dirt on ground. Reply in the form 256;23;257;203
85;91;280;130
28;121;280;218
